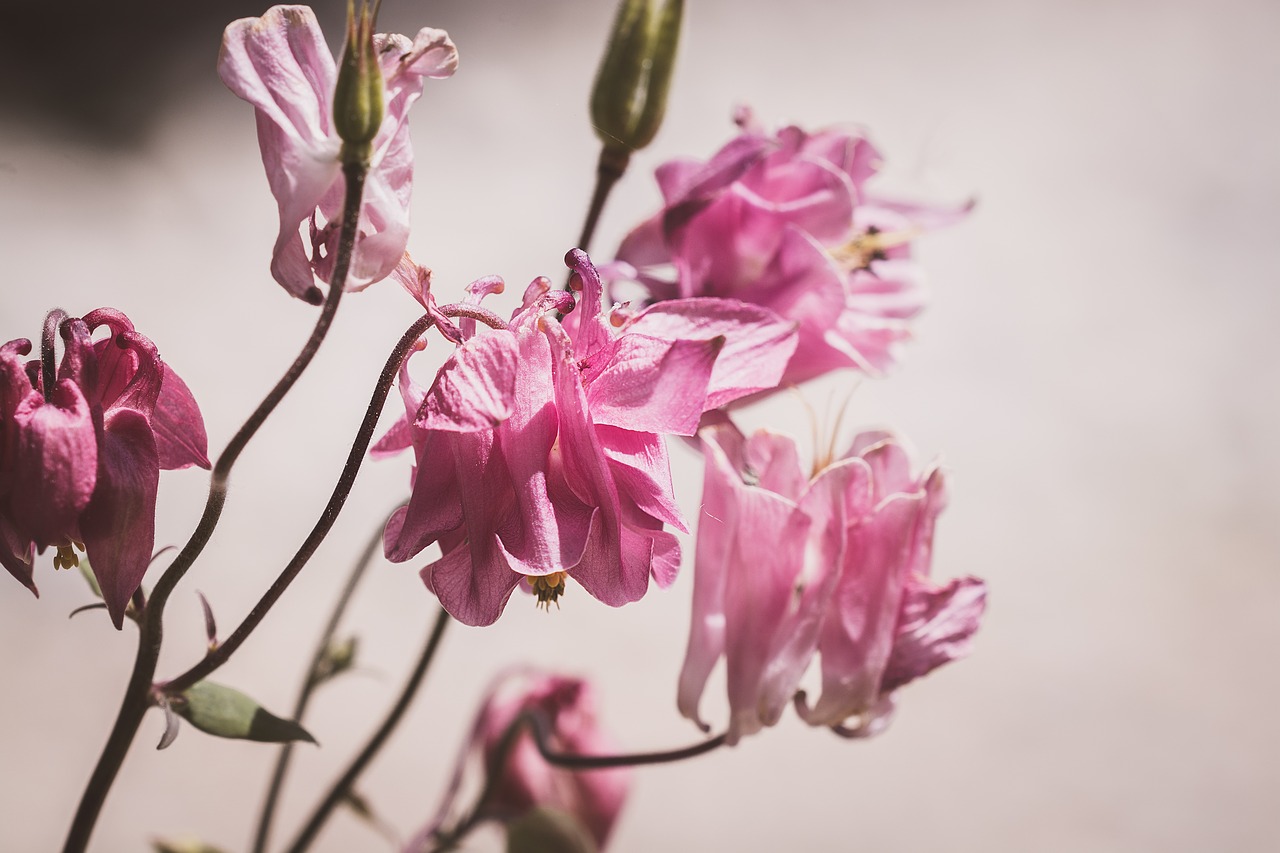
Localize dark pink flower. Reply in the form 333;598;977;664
0;309;209;626
476;671;629;849
609;107;971;385
219;5;457;303
376;252;796;626
677;422;985;743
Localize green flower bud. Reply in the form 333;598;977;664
334;0;384;163
590;0;684;156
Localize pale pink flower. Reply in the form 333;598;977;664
678;422;986;743
609;107;971;385
219;5;457;302
376;252;796;626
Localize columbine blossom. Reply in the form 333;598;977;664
219;5;458;302
677;421;986;743
477;672;629;849
374;251;797;626
608;107;971;385
0;309;209;627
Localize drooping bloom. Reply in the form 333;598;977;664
478;671;629;849
219;5;458;303
677;421;986;743
608;107;972;385
0;309;209;627
408;670;628;852
374;251;797;626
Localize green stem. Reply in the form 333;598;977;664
251;514;391;853
576;145;630;255
285;607;452;853
61;161;368;853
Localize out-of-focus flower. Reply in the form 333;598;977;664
477;672;629;849
375;251;796;626
219;5;458;303
0;309;209;626
609;107;971;385
677;421;986;743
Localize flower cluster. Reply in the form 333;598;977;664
11;5;990;851
1;309;208;626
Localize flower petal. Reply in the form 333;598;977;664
10;379;96;548
624;297;798;409
881;575;987;694
80;408;160;629
152;364;211;470
416;331;518;433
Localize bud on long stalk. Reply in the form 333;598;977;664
590;0;684;159
334;0;384;164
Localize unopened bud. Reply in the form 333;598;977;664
334;0;384;163
589;0;684;157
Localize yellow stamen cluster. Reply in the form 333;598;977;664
829;225;921;271
53;542;84;571
528;572;568;610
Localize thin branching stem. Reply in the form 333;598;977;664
61;162;368;853
251;514;392;853
285;607;451;853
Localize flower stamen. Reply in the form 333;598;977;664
54;541;85;571
528;572;568;610
829;225;921;271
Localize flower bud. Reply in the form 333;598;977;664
589;0;684;157
333;0;384;162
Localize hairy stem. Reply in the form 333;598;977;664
61;162;367;853
285;607;451;853
251;515;390;853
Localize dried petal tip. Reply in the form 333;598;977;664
334;0;384;160
590;0;684;157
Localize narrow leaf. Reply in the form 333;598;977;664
196;590;218;650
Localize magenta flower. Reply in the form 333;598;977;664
375;251;796;626
219;5;458;303
677;422;986;743
609;107;971;385
475;671;629;849
0;309;209;626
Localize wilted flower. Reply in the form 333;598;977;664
0;309;209;626
677;421;986;743
219;5;458;303
375;251;796;626
608;107;971;385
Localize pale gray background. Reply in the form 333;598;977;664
2;0;1277;850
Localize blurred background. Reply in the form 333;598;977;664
2;0;1278;850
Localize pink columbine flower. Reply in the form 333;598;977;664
677;421;986;743
0;309;209;626
476;671;630;849
374;251;797;626
219;5;457;303
608;107;971;385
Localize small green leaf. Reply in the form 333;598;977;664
172;681;316;745
506;807;599;853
